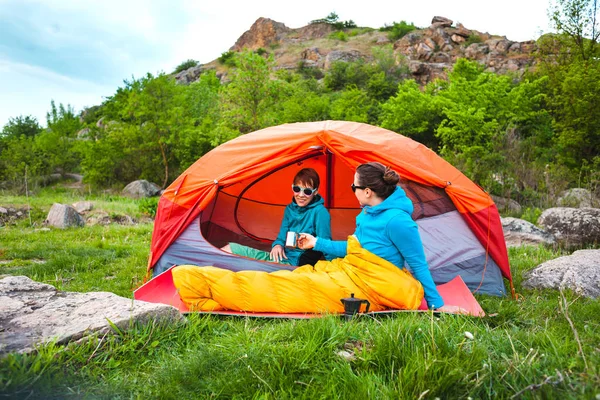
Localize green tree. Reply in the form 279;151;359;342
329;86;377;123
41;101;82;175
1;115;42;138
550;0;599;60
380;80;441;148
219;51;281;133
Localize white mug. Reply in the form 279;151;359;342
285;231;298;247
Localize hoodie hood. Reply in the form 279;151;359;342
364;186;413;216
289;194;325;214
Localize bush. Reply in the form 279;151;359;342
520;207;543;225
463;34;482;47
138;197;159;217
218;51;237;67
173;59;198;74
380;21;417;41
328;31;348;41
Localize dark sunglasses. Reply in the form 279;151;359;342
351;183;367;192
292;185;316;196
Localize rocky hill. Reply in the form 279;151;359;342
175;16;538;85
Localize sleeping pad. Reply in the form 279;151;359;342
172;236;424;313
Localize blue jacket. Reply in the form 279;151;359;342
314;186;444;308
273;194;332;266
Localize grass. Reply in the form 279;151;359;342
1;188;599;399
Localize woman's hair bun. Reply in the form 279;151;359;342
383;166;400;186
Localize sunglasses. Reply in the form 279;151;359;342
292;185;317;196
351;183;367;192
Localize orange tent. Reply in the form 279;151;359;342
147;121;512;297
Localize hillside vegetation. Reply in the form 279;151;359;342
1;5;599;210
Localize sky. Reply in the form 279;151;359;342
0;0;554;128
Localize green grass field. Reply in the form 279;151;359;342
1;187;598;399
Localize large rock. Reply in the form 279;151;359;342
557;188;598;208
324;50;364;70
522;249;600;298
537;207;600;247
72;201;93;213
501;217;556;247
0;276;183;355
230;17;291;51
45;203;85;228
122;180;161;198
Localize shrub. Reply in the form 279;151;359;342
463;34;482;47
328;31;348;41
255;48;268;56
380;21;417;41
138;197;159;217
520;207;543;225
173;59;198;74
218;51;237;67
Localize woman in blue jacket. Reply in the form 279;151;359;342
299;162;452;311
222;168;331;266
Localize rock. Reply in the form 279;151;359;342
465;43;490;60
174;64;206;85
294;22;333;40
301;47;322;62
416;42;434;60
231;17;291;51
45;204;85;228
76;127;91;140
522;249;600;298
538;207;600;247
0;207;7;214
451;34;466;43
454;23;472;37
323;50;364;70
72;201;94;213
557;188;597;208
491;195;522;213
122;180;161;198
86;211;112;226
501;217;556;247
0;276;183;355
431;16;453;28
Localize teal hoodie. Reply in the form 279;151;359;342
314;186;444;309
273;194;332;266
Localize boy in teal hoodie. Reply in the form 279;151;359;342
224;168;331;266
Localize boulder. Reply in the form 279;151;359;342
522;249;600;298
324;50;364;70
491;195;522;213
122;180;161;198
501;217;556;247
230;17;291;51
557;188;597;208
45;203;85;228
431;16;453;28
537;207;600;247
0;276;183;355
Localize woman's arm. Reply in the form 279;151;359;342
298;233;347;258
387;215;444;309
314;208;334;260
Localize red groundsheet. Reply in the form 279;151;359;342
134;267;485;317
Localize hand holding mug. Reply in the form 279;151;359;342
297;233;316;250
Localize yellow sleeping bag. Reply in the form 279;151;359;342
172;236;424;313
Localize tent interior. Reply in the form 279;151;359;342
156;150;506;296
